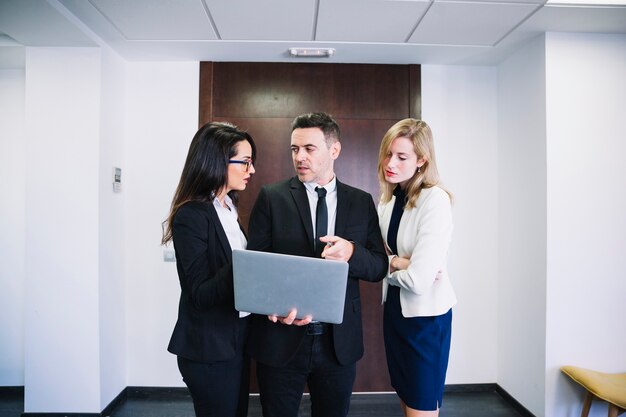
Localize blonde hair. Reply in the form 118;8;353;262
377;119;451;208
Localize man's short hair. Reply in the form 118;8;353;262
291;112;340;144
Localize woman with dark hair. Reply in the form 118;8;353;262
377;119;456;417
161;122;256;417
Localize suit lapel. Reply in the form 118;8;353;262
289;177;315;252
335;180;349;238
207;202;232;262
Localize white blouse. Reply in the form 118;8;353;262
213;195;249;317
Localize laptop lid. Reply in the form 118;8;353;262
232;249;349;324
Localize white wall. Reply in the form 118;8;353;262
125;61;199;386
422;65;499;384
14;44;129;412
23;47;102;412
497;35;547;416
496;32;626;417
0;68;25;386
545;32;626;417
98;46;128;408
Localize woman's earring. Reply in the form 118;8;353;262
417;167;421;174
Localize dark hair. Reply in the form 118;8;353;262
161;122;256;244
291;112;340;145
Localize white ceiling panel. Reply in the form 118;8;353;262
205;0;317;40
1;0;624;66
409;1;541;45
58;0;127;43
0;0;96;46
522;5;626;33
453;0;545;3
316;0;430;42
89;0;217;40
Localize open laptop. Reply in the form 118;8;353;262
232;249;349;324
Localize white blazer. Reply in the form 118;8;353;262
378;186;457;317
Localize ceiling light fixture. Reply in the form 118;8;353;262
289;47;335;58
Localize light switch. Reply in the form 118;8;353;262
113;167;122;193
163;249;176;262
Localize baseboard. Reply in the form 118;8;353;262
124;384;498;397
21;409;103;416
0;386;24;396
125;386;190;397
444;383;498;393
100;387;126;416
495;384;536;417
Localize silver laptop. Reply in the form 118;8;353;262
232;249;349;324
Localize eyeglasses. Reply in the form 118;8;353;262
228;159;253;172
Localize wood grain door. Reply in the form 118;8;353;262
199;62;421;392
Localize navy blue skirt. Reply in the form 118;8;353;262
383;285;452;411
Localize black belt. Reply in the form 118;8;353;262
306;322;330;335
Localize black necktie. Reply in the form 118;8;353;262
315;187;328;257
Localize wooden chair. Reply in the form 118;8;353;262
561;366;626;417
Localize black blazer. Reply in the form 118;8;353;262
167;201;243;363
246;177;388;367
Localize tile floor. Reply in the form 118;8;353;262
1;387;530;417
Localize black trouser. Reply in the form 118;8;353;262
177;318;250;417
256;325;357;417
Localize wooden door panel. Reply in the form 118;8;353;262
329;65;409;120
224;117;293;230
200;62;420;393
211;63;409;120
212;63;333;118
333;118;395;200
358;279;391;391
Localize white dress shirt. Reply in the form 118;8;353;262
213;195;250;317
303;177;337;324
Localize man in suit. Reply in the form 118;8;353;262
247;112;388;417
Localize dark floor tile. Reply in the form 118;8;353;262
441;392;526;417
0;388;23;417
0;388;528;417
246;394;403;417
107;389;194;417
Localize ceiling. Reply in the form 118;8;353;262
0;0;625;68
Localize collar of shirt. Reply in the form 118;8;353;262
213;193;234;211
303;176;337;195
212;195;246;251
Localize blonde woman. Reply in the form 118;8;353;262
377;119;457;417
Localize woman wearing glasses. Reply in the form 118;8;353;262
162;122;256;417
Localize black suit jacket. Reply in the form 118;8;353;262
246;177;388;366
167;201;243;363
